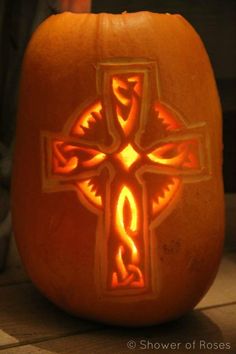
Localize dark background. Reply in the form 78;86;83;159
0;0;235;191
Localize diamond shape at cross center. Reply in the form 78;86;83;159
115;144;140;170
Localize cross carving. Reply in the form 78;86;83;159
42;61;210;298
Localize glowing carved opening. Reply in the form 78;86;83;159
155;103;181;131
128;75;142;96
52;141;107;175
72;101;102;136
112;77;130;107
52;141;79;174
112;185;144;289
82;151;106;167
152;177;181;215
116;185;138;261
77;179;102;208
112;246;144;288
112;75;142;135
116;144;139;170
147;141;199;169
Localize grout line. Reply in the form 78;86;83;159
0;280;31;288
0;326;105;351
197;300;236;311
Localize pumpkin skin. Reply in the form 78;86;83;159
12;12;224;327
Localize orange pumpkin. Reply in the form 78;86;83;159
12;12;224;326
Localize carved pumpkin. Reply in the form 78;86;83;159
12;12;224;326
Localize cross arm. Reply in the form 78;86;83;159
42;133;106;179
144;124;211;180
41;132;108;210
